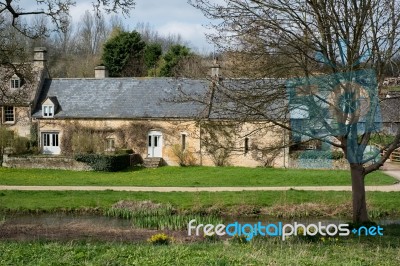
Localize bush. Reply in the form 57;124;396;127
12;136;30;155
291;150;344;160
115;149;134;155
74;154;130;171
171;144;197;166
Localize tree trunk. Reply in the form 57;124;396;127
350;164;369;223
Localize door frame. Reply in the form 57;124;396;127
147;130;163;157
42;131;61;155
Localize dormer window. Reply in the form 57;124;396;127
42;105;54;118
10;75;21;89
41;96;59;118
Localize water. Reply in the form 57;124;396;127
1;213;133;229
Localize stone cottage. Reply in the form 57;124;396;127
0;48;288;167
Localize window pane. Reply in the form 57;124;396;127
154;136;158;147
43;133;49;146
181;134;186;150
52;134;59;147
244;138;249;154
43;106;48;116
106;139;115;150
148;136;152;147
4;106;14;122
48;106;53;116
11;78;20;89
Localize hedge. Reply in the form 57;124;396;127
74;154;130;172
291;150;344;160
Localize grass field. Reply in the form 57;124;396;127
0;167;396;186
1;234;399;265
1;190;399;218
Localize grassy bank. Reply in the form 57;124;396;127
1;235;399;265
0;167;396;186
1;190;399;218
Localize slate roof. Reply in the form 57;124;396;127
32;78;209;119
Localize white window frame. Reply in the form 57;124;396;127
2;106;15;124
42;132;60;155
105;138;116;152
42;104;54;118
10;75;21;89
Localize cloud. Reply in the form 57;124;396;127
69;2;94;21
157;22;212;51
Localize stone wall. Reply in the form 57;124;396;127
2;155;93;171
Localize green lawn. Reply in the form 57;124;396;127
1;236;400;265
0;167;396;186
1;190;399;217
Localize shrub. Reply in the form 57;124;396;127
148;233;174;245
115;149;134;155
171;144;197;166
12;136;30;155
291;150;344;160
74;154;130;171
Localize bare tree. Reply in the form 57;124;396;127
189;0;400;223
0;0;135;88
78;11;108;55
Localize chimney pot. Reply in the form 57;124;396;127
95;65;109;78
211;58;220;79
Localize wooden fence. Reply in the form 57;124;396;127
374;143;400;162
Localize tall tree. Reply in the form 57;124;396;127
144;42;162;76
0;0;136;94
102;30;146;77
189;0;400;223
159;44;191;77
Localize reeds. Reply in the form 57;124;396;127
105;201;223;230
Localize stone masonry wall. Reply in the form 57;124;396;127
2;155;93;171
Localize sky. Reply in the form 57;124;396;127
15;0;219;54
20;0;219;53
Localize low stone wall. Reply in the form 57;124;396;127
289;158;349;170
2;155;93;171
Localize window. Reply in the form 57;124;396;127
244;137;249;154
154;136;158;147
3;106;15;123
10;76;20;89
106;138;115;151
43;133;59;147
42;132;60;154
42;105;54;117
181;133;187;151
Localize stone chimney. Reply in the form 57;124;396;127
94;65;108;78
33;47;47;68
211;58;221;79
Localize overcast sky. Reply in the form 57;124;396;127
19;0;218;53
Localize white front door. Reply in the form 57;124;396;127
42;132;61;155
148;131;162;157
